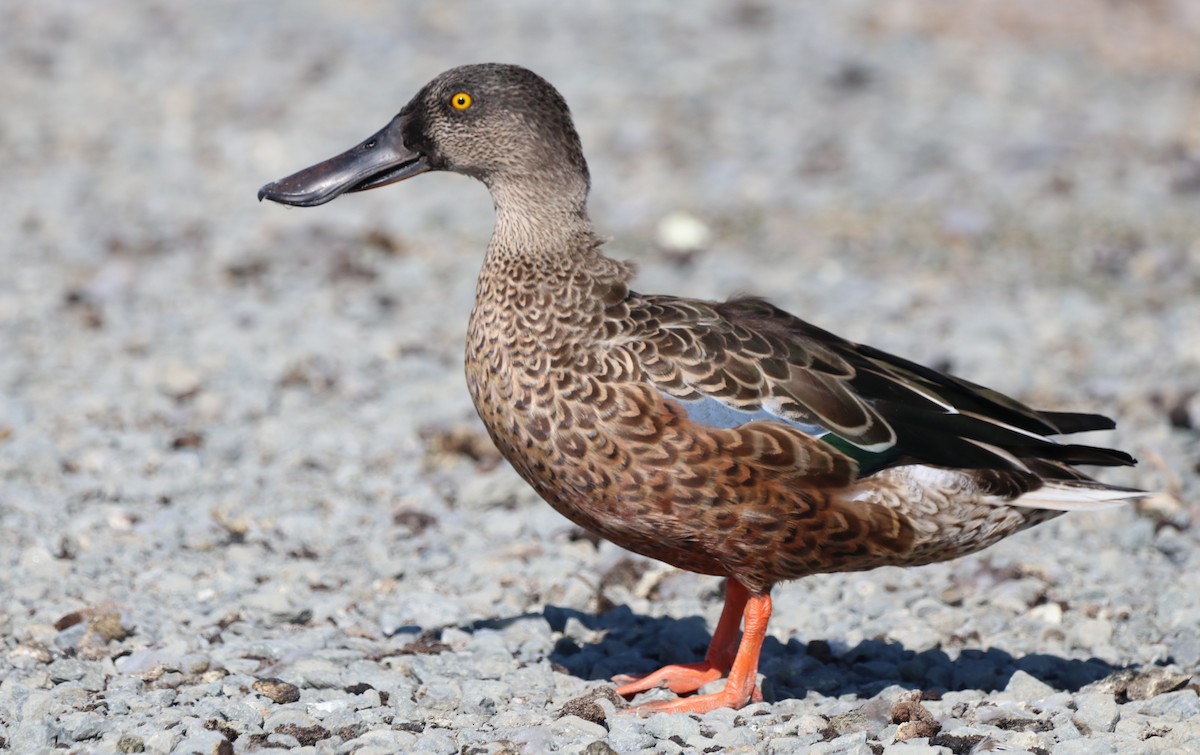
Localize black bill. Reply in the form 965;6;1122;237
258;112;429;207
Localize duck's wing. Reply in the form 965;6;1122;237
618;294;1136;477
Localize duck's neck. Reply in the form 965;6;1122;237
480;169;607;281
486;168;590;250
469;170;634;343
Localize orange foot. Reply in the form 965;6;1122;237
625;676;764;715
614;580;773;715
613;661;725;697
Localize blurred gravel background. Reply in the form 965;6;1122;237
2;1;1200;753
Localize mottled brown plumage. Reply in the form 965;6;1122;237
260;63;1143;714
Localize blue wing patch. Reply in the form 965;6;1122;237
671;393;830;438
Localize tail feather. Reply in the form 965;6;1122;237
1038;410;1117;434
1013;481;1147;512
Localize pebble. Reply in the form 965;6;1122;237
417;680;463;712
1072;692;1120;734
9;723;54;752
459;679;510;714
264;707;324;734
253;678;301;704
346;729;420;752
1135;689;1200;720
712;725;761;748
554;714;608;740
1124;668;1192;701
769;734;824;754
413;729;459;754
808;731;874;755
1074;618;1114;648
1053;739;1119;755
289;658;345;689
171;731;228;755
656;211;712;252
155;361;205;400
1002;669;1057;703
642;711;700;741
55;710;106;742
143;729;182;754
882;744;952;755
606;714;657;752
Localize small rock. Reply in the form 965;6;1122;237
1138;688;1200;720
712;726;759;748
559;686;624;724
554;714;608;740
895;719;941;742
143;728;182;754
1051;739;1118;755
824;709;871;737
274;722;332;746
412;729;457;754
890;696;929;724
460;678;511;715
117;734;145;753
346;687;380;710
1114;711;1159;740
9;722;53;752
1072;691;1119;734
9;643;52;667
55;710;105;741
807;730;873;755
883;744;953;755
1001;669;1056;703
1074;617;1113;647
1028;602;1063;625
605;713;655;752
891;694;941;741
21;690;58;720
157;361;204;399
263;708;323;732
794;713;830;735
1164;628;1200;669
768;735;823;754
47;658;88;683
1037;691;1074;713
309;698;348;715
926;731;989;754
642;711;700;741
88;611;129;643
1109;667;1190;701
170;732;227;755
416;680;462;712
343;729;419;752
115;649;166;677
253;677;301;704
289;658;342;689
1006;730;1047;752
656;211;711;253
54;610;86;631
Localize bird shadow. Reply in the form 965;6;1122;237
538;604;1122;701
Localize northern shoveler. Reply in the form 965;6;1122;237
259;63;1141;714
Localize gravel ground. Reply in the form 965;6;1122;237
3;1;1200;753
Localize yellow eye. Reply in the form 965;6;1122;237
451;92;472;111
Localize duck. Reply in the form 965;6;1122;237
259;63;1143;715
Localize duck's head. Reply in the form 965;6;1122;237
258;63;589;208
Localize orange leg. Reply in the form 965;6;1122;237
614;580;773;714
